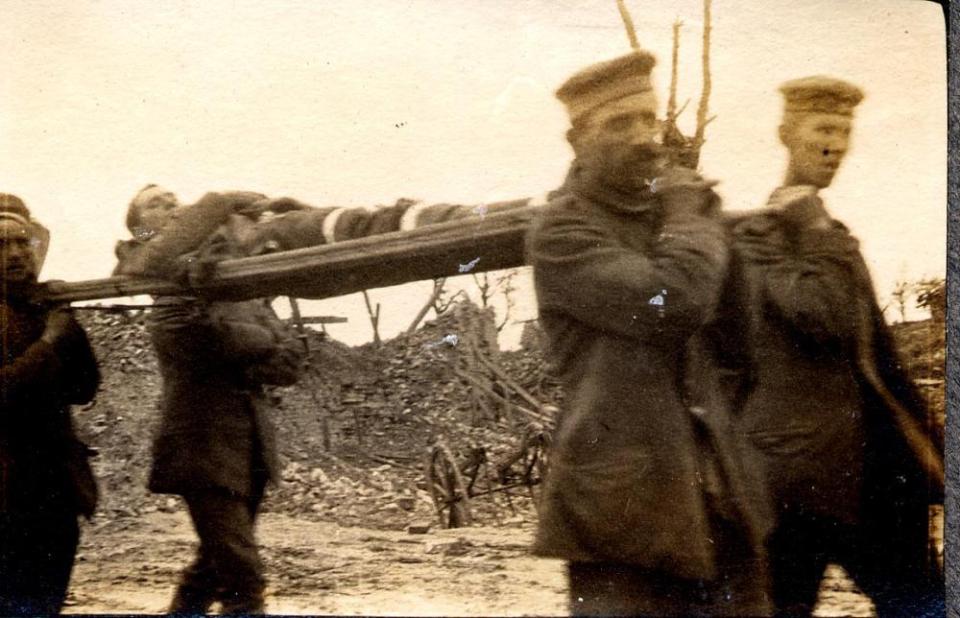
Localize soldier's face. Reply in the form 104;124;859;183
573;93;664;191
134;191;179;236
0;220;38;284
781;113;852;189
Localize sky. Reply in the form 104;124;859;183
1;0;946;347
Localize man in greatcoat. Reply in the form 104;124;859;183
119;189;306;614
0;195;100;615
527;51;774;616
717;77;944;616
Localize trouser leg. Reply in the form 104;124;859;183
567;520;771;617
568;561;689;617
702;515;773;616
0;509;79;616
170;491;221;615
839;526;945;618
169;541;218;614
766;512;830;617
181;489;266;615
219;489;267;615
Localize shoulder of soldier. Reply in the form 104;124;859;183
723;208;852;231
212;298;286;327
113;238;151;276
215;190;268;205
528;191;592;236
191;191;263;214
721;209;788;240
542;188;595;219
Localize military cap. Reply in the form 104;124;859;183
130;184;174;211
0;192;50;270
779;75;864;115
556;51;657;123
0;193;30;218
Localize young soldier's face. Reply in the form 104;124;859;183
133;190;179;236
781;112;853;188
573;93;664;191
0;220;38;284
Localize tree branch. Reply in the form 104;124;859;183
616;0;641;50
361;290;381;345
693;0;713;149
667;19;682;120
407;277;447;334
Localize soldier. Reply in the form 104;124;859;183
115;185;276;277
120;189;306;614
719;77;943;616
527;52;773;616
0;195;100;615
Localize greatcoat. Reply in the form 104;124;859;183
716;200;941;572
0;296;100;517
147;296;304;497
528;166;773;582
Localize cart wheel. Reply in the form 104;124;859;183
425;442;472;528
520;425;552;507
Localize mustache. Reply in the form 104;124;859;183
628;143;663;162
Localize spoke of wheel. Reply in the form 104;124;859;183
426;445;456;525
435;443;472;527
480;460;504;525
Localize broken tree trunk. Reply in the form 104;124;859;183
616;0;641;50
407;278;447;334
42;204;539;304
691;0;714;166
362;290;382;345
667;19;682;120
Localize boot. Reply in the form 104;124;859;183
219;588;265;615
167;584;216;615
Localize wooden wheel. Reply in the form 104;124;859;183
519;424;551;507
425;442;472;528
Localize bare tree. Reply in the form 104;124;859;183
667;18;682;121
407;278;447;334
616;0;640;50
890;279;911;323
617;0;714;170
914;277;946;324
468;269;521;332
691;0;715;166
433;283;465;316
661;18;694;168
361;290;381;345
472;272;494;308
495;271;518;332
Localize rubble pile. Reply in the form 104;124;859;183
74;301;552;530
74;310;163;518
265;301;552;528
73;305;944;532
889;319;946;433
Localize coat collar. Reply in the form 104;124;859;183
0;281;44;308
564;161;659;216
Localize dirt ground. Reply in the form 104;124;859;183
62;309;943;617
62;507;911;617
66;510;567;616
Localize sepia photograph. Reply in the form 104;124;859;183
0;0;948;615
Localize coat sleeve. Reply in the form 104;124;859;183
210;302;306;386
136;192;237;279
742;220;861;344
528;200;729;341
704;249;755;411
0;339;64;409
54;317;101;405
0;316;98;411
